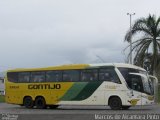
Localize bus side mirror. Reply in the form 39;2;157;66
149;75;158;103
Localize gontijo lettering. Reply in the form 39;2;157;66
28;84;61;89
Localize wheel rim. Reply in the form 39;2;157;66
109;98;121;110
37;100;44;106
112;99;120;107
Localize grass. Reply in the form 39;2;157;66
0;95;5;102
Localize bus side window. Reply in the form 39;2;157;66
46;71;62;82
62;70;79;82
99;69;110;81
18;72;30;83
31;72;45;82
99;68;120;83
81;69;98;81
7;72;18;83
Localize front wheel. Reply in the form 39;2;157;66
109;97;122;110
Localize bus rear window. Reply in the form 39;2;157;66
7;72;18;82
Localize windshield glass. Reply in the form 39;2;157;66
118;67;152;95
141;75;152;94
148;77;154;95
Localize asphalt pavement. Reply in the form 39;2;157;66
0;103;160;120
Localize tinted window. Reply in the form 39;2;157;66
18;72;30;83
31;72;45;82
46;71;62;82
99;68;120;83
63;70;80;82
7;72;18;82
129;74;143;92
81;69;98;81
118;68;144;92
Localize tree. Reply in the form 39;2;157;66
125;14;160;76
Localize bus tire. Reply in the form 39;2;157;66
23;96;34;108
109;97;122;110
35;97;46;109
122;106;130;110
48;105;59;109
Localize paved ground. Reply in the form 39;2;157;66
0;103;160;120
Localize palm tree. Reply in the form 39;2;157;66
125;14;160;76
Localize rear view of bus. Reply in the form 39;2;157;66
5;63;156;110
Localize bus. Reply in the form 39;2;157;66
5;63;155;110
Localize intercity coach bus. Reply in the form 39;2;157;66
5;63;155;110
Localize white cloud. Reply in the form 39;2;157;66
0;0;160;71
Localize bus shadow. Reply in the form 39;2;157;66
55;105;153;111
13;105;153;111
56;108;152;111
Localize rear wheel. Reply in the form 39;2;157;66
35;97;46;109
23;96;34;108
109;97;122;110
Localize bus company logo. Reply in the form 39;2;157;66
28;84;61;90
128;99;140;105
1;113;18;120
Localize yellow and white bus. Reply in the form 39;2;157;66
5;63;155;110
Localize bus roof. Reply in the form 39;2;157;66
90;63;146;71
7;63;146;72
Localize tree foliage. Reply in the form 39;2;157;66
125;14;160;76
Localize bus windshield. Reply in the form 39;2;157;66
118;67;153;95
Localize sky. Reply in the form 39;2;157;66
0;0;160;71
